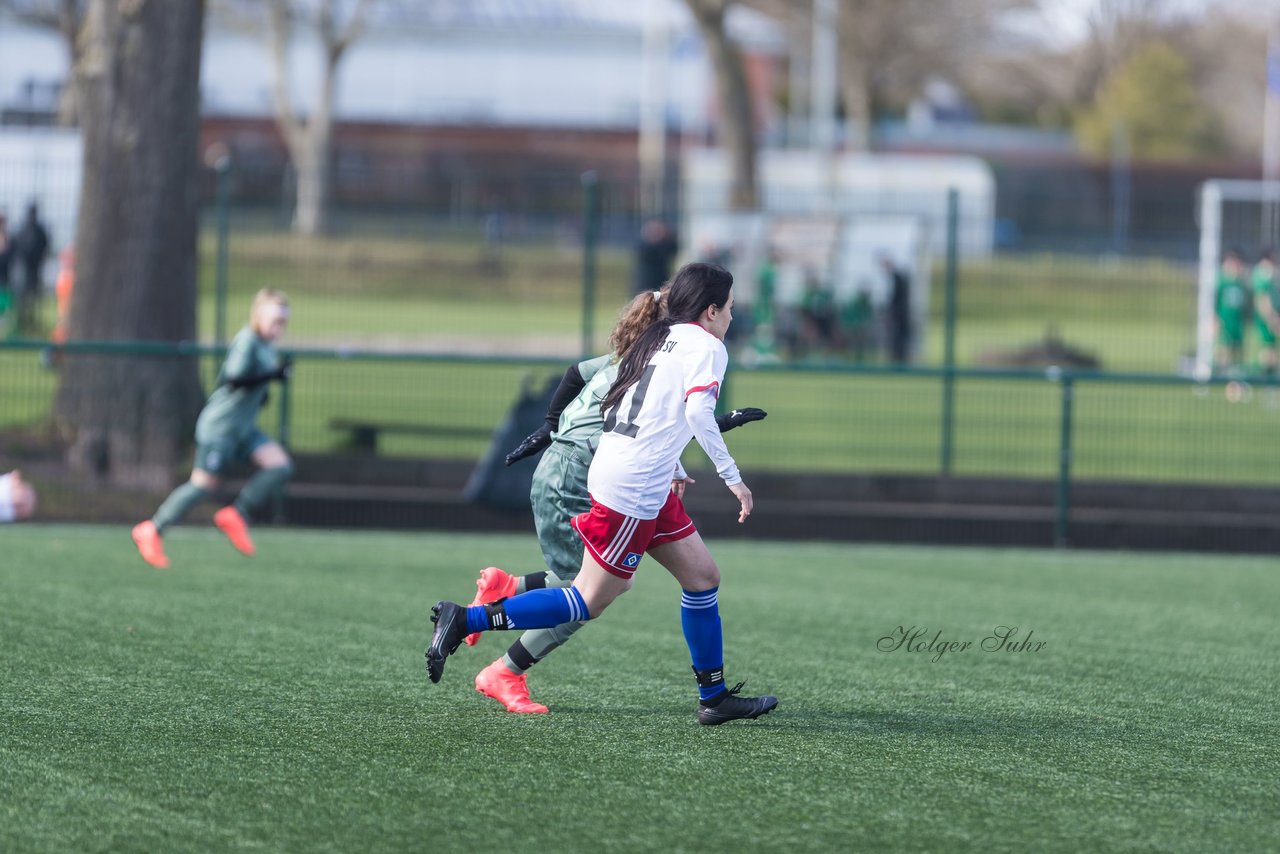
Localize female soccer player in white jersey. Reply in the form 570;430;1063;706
427;262;777;725
462;287;765;715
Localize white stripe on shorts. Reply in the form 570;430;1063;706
603;515;639;565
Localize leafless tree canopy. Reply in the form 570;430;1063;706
0;0;88;125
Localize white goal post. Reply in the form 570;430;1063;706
1196;179;1280;379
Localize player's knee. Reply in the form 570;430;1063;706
274;458;294;478
190;470;219;491
578;583;626;619
687;561;720;591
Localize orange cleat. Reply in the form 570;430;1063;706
213;506;255;556
475;658;548;714
463;566;518;646
131;521;169;569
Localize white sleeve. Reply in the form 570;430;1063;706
674;459;688;481
682;340;726;401
684;392;741;485
0;474;14;523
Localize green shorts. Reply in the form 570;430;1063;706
530;442;592;581
194;429;271;475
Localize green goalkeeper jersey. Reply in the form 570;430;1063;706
549;354;615;457
1216;273;1249;344
1254;265;1279;314
195;326;281;444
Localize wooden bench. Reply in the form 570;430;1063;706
329;418;492;453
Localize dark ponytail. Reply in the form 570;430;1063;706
600;262;733;414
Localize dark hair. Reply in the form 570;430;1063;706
600;262;733;414
1260;247;1275;264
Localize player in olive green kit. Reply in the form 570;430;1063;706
464;288;766;713
1253;250;1280;376
1215;249;1250;375
131;289;294;569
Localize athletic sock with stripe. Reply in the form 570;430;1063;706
681;587;726;701
464;587;590;634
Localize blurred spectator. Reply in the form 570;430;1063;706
633;218;677;294
1215;248;1249;375
0;470;37;522
839;288;875;362
752;249;779;358
13;202;51;337
41;245;76;369
798;270;836;358
882;255;913;364
1252;248;1279;377
52;245;74;345
0;212;12;334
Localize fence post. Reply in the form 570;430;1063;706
940;187;959;476
1055;373;1075;548
581;171;600;358
277;361;292;449
214;154;232;350
273;361;293;523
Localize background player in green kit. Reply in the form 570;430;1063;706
1215;249;1250;374
1252;249;1280;377
131;289;294;569
462;287;766;713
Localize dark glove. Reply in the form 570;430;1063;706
716;407;767;433
505;424;553;466
275;358;293;381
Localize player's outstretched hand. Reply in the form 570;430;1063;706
716;407;767;433
728;480;753;524
505;425;553;466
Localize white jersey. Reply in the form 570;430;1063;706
588;322;742;518
0;473;14;523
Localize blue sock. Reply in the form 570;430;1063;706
464;587;589;634
681;587;725;701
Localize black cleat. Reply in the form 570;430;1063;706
426;600;467;683
696;681;778;726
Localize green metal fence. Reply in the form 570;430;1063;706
4;338;1280;547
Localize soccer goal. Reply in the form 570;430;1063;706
1195;179;1280;379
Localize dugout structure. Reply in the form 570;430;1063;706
1195;179;1280;379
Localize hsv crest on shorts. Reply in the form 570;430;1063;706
622;552;641;568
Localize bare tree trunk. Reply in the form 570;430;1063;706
838;56;873;152
55;0;84;126
289;63;335;235
687;0;758;210
267;0;370;236
54;0;206;490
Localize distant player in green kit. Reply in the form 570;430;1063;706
1252;249;1280;377
131;289;294;569
1215;249;1250;375
462;286;766;713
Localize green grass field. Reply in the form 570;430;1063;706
3;526;1276;852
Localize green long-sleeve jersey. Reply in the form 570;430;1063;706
195;326;281;444
549;354;616;458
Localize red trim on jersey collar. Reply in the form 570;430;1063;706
685;380;720;400
679;321;714;336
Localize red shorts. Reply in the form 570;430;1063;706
571;491;697;579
